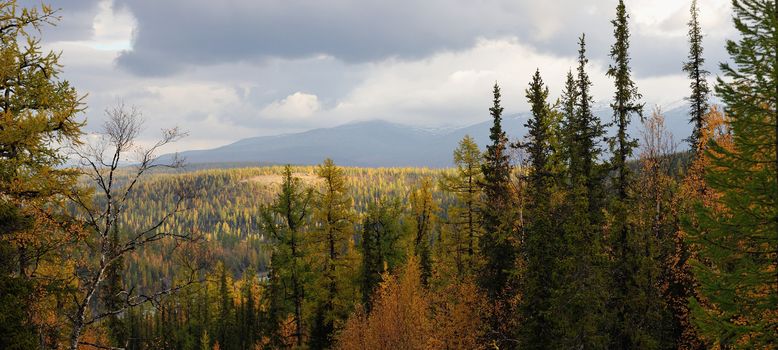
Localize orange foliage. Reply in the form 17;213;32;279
668;106;731;350
336;258;487;350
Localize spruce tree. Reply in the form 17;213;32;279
553;35;609;349
607;0;643;199
479;83;518;346
560;70;578;172
606;2;665;349
686;1;778;347
360;198;404;311
683;0;710;151
518;69;560;349
261;165;313;347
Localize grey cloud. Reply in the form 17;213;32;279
113;0;528;75
113;0;730;79
19;0;102;41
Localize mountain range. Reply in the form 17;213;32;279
162;105;693;168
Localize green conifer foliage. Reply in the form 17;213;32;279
553;35;609;350
517;69;561;349
479;83;518;346
684;0;710;151
359;198;405;310
261;165;313;347
687;1;778;347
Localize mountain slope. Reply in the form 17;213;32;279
163;106;692;168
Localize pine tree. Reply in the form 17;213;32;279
686;1;778;347
261;165;313;347
439;135;484;278
683;0;710;151
517;69;561;349
479;83;518;346
309;158;358;349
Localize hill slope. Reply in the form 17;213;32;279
163;106;692;168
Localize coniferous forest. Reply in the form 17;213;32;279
1;0;776;349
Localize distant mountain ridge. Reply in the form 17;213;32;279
161;106;693;168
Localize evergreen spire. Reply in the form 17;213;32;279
683;0;710;151
479;83;518;347
552;34;610;349
518;69;560;349
607;0;643;199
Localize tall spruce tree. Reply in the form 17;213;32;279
261;165;313;347
518;69;560;349
684;0;710;151
686;0;778;347
607;0;643;199
479;83;518;346
606;2;664;349
552;35;609;349
309;158;357;349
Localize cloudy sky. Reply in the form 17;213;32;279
29;0;734;152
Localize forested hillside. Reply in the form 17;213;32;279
1;0;776;350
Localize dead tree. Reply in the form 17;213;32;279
67;102;205;350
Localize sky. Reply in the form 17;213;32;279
29;0;735;153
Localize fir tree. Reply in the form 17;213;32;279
683;0;710;151
686;1;778;347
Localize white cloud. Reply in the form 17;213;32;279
261;92;321;119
